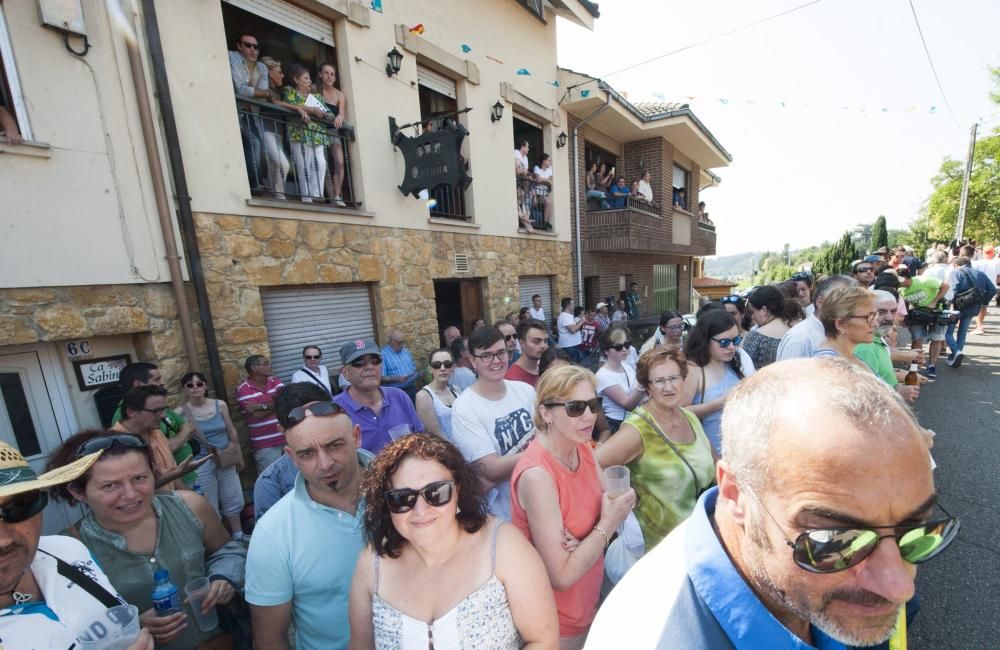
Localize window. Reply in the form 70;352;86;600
513;116;551;231
653;265;679;311
672;165;689;210
418;66;468;220
0;6;29;142
222;1;357;207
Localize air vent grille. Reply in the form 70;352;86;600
454;253;470;273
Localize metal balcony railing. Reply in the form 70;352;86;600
235;95;357;207
589;195;661;217
516;176;553;231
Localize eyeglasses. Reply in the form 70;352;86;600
349;356;383;368
384;480;455;514
0;491;49;524
744;486;960;574
663;324;684;331
184;381;206;389
543;398;603;417
711;335;742;348
239;41;259;50
282;401;345;429
429;360;454;370
855;266;873;274
846;312;878;325
139;406;168;416
605;343;628;352
720;296;742;304
647;375;683;389
76;434;148;458
304;354;322;360
471;350;508;362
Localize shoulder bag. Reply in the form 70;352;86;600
181;402;242;469
952;267;985;311
634;409;712;498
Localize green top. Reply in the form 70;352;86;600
901;276;942;308
77;494;215;650
281;87;332;146
854;336;898;386
623;405;716;551
112;404;196;485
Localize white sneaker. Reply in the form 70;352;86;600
334;196;346;207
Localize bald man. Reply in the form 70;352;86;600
588;358;954;649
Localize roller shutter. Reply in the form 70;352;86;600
519;276;553;322
223;0;335;46
260;285;375;382
417;65;457;99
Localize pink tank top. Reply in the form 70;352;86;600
510;439;603;638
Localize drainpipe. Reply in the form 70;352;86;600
130;0;228;400
571;85;611;305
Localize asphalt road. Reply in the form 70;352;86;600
908;305;999;649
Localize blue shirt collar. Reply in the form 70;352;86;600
686;487;847;650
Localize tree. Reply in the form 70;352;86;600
813;231;859;276
851;223;873;251
870;215;888;251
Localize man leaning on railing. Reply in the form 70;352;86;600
229;33;271;191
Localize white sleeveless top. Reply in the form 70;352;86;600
420;385;459;443
371;522;521;650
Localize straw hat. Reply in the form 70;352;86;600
0;441;102;499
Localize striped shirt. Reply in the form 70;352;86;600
236;376;285;449
381;345;417;388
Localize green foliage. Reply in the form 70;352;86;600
922;133;1000;244
813;231;860;276
870;216;888;251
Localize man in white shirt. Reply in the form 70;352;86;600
611;298;628;322
291;345;333;397
528;294;545;322
776;275;857;361
451;326;535;520
971;245;1000;334
556;297;585;363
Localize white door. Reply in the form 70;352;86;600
0;351;82;534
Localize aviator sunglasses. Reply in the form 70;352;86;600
281;401;344;429
543;398;603;417
746;487;960;574
711;335;743;348
384;480;455;514
0;491;49;524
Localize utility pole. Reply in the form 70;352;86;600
955;122;977;243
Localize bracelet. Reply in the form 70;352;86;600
593;525;610;548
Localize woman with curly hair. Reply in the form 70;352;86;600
349;434;557;649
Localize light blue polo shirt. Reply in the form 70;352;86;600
246;469;366;650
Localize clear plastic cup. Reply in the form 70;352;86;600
604;465;630;498
184;577;220;632
388;424;412;441
76;604;140;650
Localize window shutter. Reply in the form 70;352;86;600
223;0;335;46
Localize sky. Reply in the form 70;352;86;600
557;0;1000;256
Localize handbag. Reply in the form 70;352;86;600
952;267;985;311
214;442;244;469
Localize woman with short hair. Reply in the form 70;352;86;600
813;286;878;372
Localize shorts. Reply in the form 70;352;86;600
908;323;946;342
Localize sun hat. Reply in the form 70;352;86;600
0;441;102;499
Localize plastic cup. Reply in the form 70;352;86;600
389;424;412;441
604;465;630;498
184;577;219;632
76;604;140;650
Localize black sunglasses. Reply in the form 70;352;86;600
76;434;147;458
384;480;455;514
711;335;742;348
350;356;382;368
543;398;603;417
239;41;259;49
283;401;344;429
304;354;322;360
747;488;960;574
605;343;628;352
184;381;206;389
503;334;515;342
790;272;813;283
855;266;873;273
0;491;48;524
429;360;454;369
720;296;742;304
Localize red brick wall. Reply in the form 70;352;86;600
583;252;693;315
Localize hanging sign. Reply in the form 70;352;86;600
389;117;472;198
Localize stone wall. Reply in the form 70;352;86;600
193;212;573;388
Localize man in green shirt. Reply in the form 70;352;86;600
898;266;949;379
111;362;198;486
855;290;919;402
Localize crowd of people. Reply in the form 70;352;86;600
5;239;993;648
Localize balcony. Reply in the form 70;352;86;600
584;199;717;255
235;96;358;208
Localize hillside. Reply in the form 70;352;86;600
703;252;760;279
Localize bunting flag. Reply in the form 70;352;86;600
548;80;560;87
581;90;590;97
408;23;424;35
516;68;531;75
460;44;472;53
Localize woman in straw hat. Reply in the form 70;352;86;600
0;440;153;649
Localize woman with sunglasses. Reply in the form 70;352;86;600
742;285;804;369
596;347;715;552
178;371;247;540
511;366;636;648
47;431;246;649
718;295;751;339
813;286;880;372
540;349;612;443
350;434;558;649
682;309;749;453
595;328;645;434
415;349;461;442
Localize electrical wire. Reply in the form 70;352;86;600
907;0;962;130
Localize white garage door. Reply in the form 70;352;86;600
260;285;376;383
519;276;553;322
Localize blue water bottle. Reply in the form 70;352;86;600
151;568;182;615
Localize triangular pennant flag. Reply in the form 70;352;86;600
516;68;531;75
460;44;471;53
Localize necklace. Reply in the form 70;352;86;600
540;436;578;471
0;573;32;607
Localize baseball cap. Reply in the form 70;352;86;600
985;246;995;259
863;255;882;264
894;265;911;277
340;338;382;365
595;302;608;311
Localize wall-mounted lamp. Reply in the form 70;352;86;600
556;131;568;149
490;100;505;123
385;47;403;77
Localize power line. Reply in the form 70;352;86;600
907;0;962;130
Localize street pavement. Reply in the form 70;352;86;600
909;306;999;649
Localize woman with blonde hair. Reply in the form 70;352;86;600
813;286;878;371
511;365;635;648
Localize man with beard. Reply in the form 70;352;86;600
587;358;957;649
247;382;372;649
855;290;920;402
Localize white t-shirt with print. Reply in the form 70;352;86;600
557;312;583;348
596;364;637;421
451;380;536;520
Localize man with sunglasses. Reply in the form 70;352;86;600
0;441;155;649
229;32;271;191
333;338;423;454
246;383;372;650
588;358;955;649
452;326;536;520
852;258;877;288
